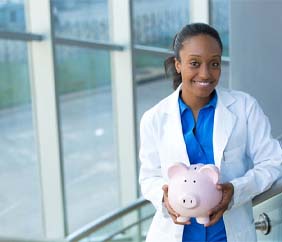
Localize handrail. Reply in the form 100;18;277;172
101;214;154;242
67;197;150;242
253;177;282;206
253;135;282;205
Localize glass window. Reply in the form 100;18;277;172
133;0;188;147
0;40;43;237
0;0;26;32
133;0;189;49
55;45;119;232
52;0;109;42
133;0;189;122
135;53;173;123
210;0;230;57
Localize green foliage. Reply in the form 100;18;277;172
55;50;111;95
135;53;164;69
0;62;31;109
0;51;111;109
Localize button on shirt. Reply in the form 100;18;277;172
178;92;227;242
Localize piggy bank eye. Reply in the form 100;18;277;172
184;179;187;182
193;180;196;183
194;167;197;170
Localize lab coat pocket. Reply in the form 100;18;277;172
223;144;245;163
220;144;247;181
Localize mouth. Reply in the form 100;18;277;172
192;80;214;87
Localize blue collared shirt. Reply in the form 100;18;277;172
178;92;227;242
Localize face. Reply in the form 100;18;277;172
175;34;222;104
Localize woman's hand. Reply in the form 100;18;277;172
205;182;234;227
162;184;191;225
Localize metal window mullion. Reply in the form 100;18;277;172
108;0;140;234
109;0;138;208
0;31;43;41
25;0;66;238
189;0;209;23
54;37;124;51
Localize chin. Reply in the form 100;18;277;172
195;89;215;98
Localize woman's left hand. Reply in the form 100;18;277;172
205;182;234;227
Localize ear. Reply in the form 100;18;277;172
174;57;181;74
168;162;189;179
198;165;220;184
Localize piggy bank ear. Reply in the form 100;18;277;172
168;163;189;179
198;165;220;184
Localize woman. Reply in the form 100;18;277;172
139;23;282;242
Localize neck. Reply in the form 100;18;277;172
181;92;213;112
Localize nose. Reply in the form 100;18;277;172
198;63;211;80
180;195;197;209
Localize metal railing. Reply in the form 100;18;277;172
0;136;281;242
252;134;282;206
66;197;151;242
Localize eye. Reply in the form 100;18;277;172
211;61;221;68
190;61;200;67
193;180;196;183
184;179;187;182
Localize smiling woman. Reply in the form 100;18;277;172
164;24;222;120
139;23;282;242
174;35;221;116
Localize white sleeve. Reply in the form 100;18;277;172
138;111;168;215
230;99;282;208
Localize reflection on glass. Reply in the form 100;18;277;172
55;45;119;232
0;40;43;237
133;0;189;48
219;61;229;88
0;0;26;32
135;53;173;164
133;0;189;142
52;0;109;42
135;53;172;120
210;0;230;57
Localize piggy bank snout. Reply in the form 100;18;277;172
179;195;197;209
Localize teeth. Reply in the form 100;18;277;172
193;81;211;86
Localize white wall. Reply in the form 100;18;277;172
230;0;282;137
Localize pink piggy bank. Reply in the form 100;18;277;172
167;163;222;225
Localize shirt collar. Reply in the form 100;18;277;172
178;90;218;115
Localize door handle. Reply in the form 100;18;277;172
255;212;271;235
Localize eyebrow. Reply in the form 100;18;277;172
189;55;221;58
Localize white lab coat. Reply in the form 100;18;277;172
139;84;282;242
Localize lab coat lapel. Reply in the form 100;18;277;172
165;111;190;165
163;86;237;168
213;88;237;169
164;85;190;165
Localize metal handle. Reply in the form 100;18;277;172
255;212;271;235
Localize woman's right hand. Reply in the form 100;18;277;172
162;184;191;225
